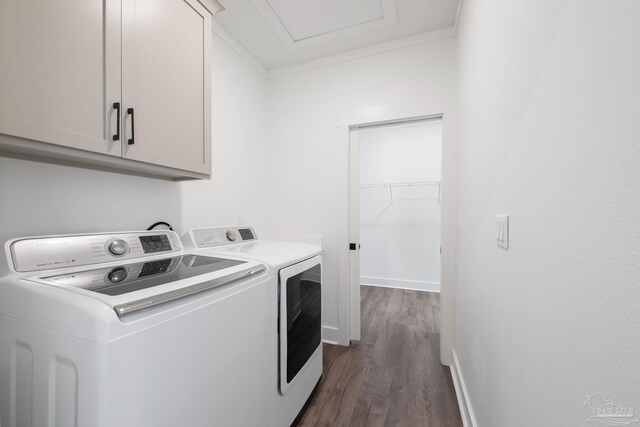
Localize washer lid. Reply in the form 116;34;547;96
38;254;244;296
30;254;265;317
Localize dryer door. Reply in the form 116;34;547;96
278;255;322;395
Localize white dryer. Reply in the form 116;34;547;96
182;226;323;427
0;230;273;427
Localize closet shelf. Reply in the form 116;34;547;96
360;181;441;205
359;180;440;189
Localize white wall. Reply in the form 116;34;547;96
266;37;457;349
0;28;458;363
0;30;269;283
0;158;180;276
179;31;268;233
359;120;442;291
455;0;640;425
359;121;442;184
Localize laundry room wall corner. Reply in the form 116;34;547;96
265;36;458;352
179;31;270;233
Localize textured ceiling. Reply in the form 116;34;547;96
215;0;460;69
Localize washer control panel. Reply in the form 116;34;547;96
139;235;173;254
107;239;129;256
189;226;257;249
9;231;183;272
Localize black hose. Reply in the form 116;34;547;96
146;221;174;231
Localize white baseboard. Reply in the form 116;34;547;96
361;276;441;293
451;350;478;427
322;326;339;345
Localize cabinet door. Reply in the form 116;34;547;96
0;0;122;156
122;0;211;175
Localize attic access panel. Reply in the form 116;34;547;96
251;0;397;50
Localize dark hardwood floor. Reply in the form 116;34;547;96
297;286;462;427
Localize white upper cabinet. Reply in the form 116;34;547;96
0;0;122;156
0;0;212;179
122;0;211;174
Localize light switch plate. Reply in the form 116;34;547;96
496;215;509;250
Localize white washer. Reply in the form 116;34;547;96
182;226;323;427
0;230;272;427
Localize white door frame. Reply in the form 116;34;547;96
348;127;361;341
348;114;444;342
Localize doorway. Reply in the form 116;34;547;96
349;116;443;341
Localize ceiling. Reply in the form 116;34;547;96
214;0;460;70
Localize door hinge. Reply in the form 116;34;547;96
349;243;361;250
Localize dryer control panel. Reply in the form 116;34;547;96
8;231;183;272
189;226;258;249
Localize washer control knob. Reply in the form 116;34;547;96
107;239;129;256
225;230;236;242
107;268;128;283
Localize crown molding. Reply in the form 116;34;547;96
453;0;464;35
211;20;268;78
198;0;225;15
267;26;456;79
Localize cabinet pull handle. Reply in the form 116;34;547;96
112;102;120;141
127;108;135;145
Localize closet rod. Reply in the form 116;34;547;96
359;180;440;188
